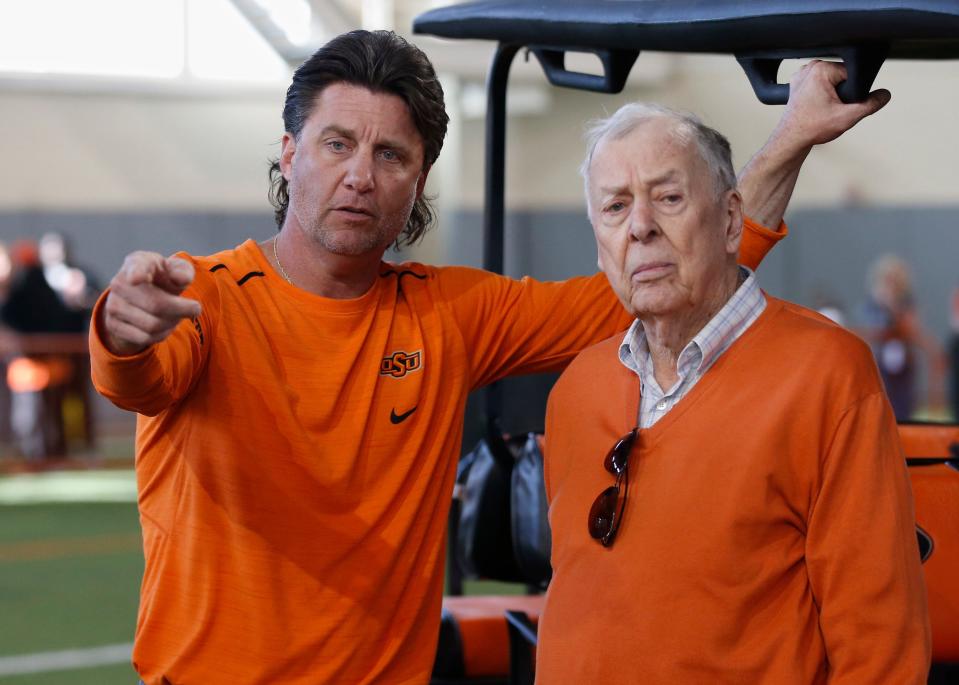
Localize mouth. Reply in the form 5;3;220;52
332;205;375;218
631;262;673;282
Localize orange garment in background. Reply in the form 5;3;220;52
90;220;780;685
539;297;931;684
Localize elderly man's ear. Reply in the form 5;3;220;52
724;190;745;256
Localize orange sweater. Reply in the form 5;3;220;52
90;221;779;684
539;297;931;684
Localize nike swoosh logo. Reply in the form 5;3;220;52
390;406;417;424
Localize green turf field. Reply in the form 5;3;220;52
0;500;142;684
0;471;527;684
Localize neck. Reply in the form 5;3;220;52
641;265;741;390
264;224;386;299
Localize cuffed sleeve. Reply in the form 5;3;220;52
739;215;787;271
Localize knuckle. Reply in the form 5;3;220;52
104;292;126;317
138;318;158;336
111;324;135;345
142;295;167;318
122;251;147;270
121;251;161;280
128;330;150;346
110;270;131;289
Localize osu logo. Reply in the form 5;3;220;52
380;350;422;378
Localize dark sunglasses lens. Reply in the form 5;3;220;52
588;485;620;540
604;428;637;475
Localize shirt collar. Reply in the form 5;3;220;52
618;266;765;375
690;267;764;371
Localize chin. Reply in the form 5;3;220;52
630;294;680;319
315;229;392;257
327;241;381;257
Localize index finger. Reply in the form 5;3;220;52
117;251;166;288
152;257;196;296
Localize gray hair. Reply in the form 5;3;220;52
580;103;736;208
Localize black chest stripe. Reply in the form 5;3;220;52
236;271;265;286
209;264;265;287
381;269;427;281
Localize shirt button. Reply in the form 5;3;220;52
656;400;667;410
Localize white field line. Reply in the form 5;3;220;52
0;642;133;676
0;470;137;504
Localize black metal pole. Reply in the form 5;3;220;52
483;43;520;428
483;43;519;275
447;44;521;598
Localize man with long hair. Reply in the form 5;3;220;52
90;31;888;685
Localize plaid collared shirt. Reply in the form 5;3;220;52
619;267;766;428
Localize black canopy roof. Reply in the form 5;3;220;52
414;0;959;60
412;0;959;428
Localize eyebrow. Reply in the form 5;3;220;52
320;125;354;140
319;125;412;154
597;169;683;196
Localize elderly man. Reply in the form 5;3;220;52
91;28;889;685
538;103;931;682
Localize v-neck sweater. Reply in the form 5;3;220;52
538;296;931;684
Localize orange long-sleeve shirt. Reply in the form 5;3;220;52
90;220;780;685
539;297;931;684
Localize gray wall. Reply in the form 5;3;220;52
0;211;278;288
446;205;959;436
448;206;958;343
765;207;957;339
2;206;954;436
8;206;952;338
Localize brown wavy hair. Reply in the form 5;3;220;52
268;30;448;249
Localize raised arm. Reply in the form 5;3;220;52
101;251;200;355
91;251;209;415
738;60;891;230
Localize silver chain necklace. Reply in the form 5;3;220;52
272;235;293;285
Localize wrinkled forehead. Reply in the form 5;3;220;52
589;118;706;191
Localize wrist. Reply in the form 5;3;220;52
760;124;814;170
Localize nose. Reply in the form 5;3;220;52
628;200;659;242
343;152;375;193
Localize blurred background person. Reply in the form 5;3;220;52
38;232;100;450
812;287;847;327
860;253;947;420
1;239;86;334
0;239;89;459
39;231;100;315
0;241;12;446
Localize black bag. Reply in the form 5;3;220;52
456;429;552;586
456;431;522;581
510;434;552;586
